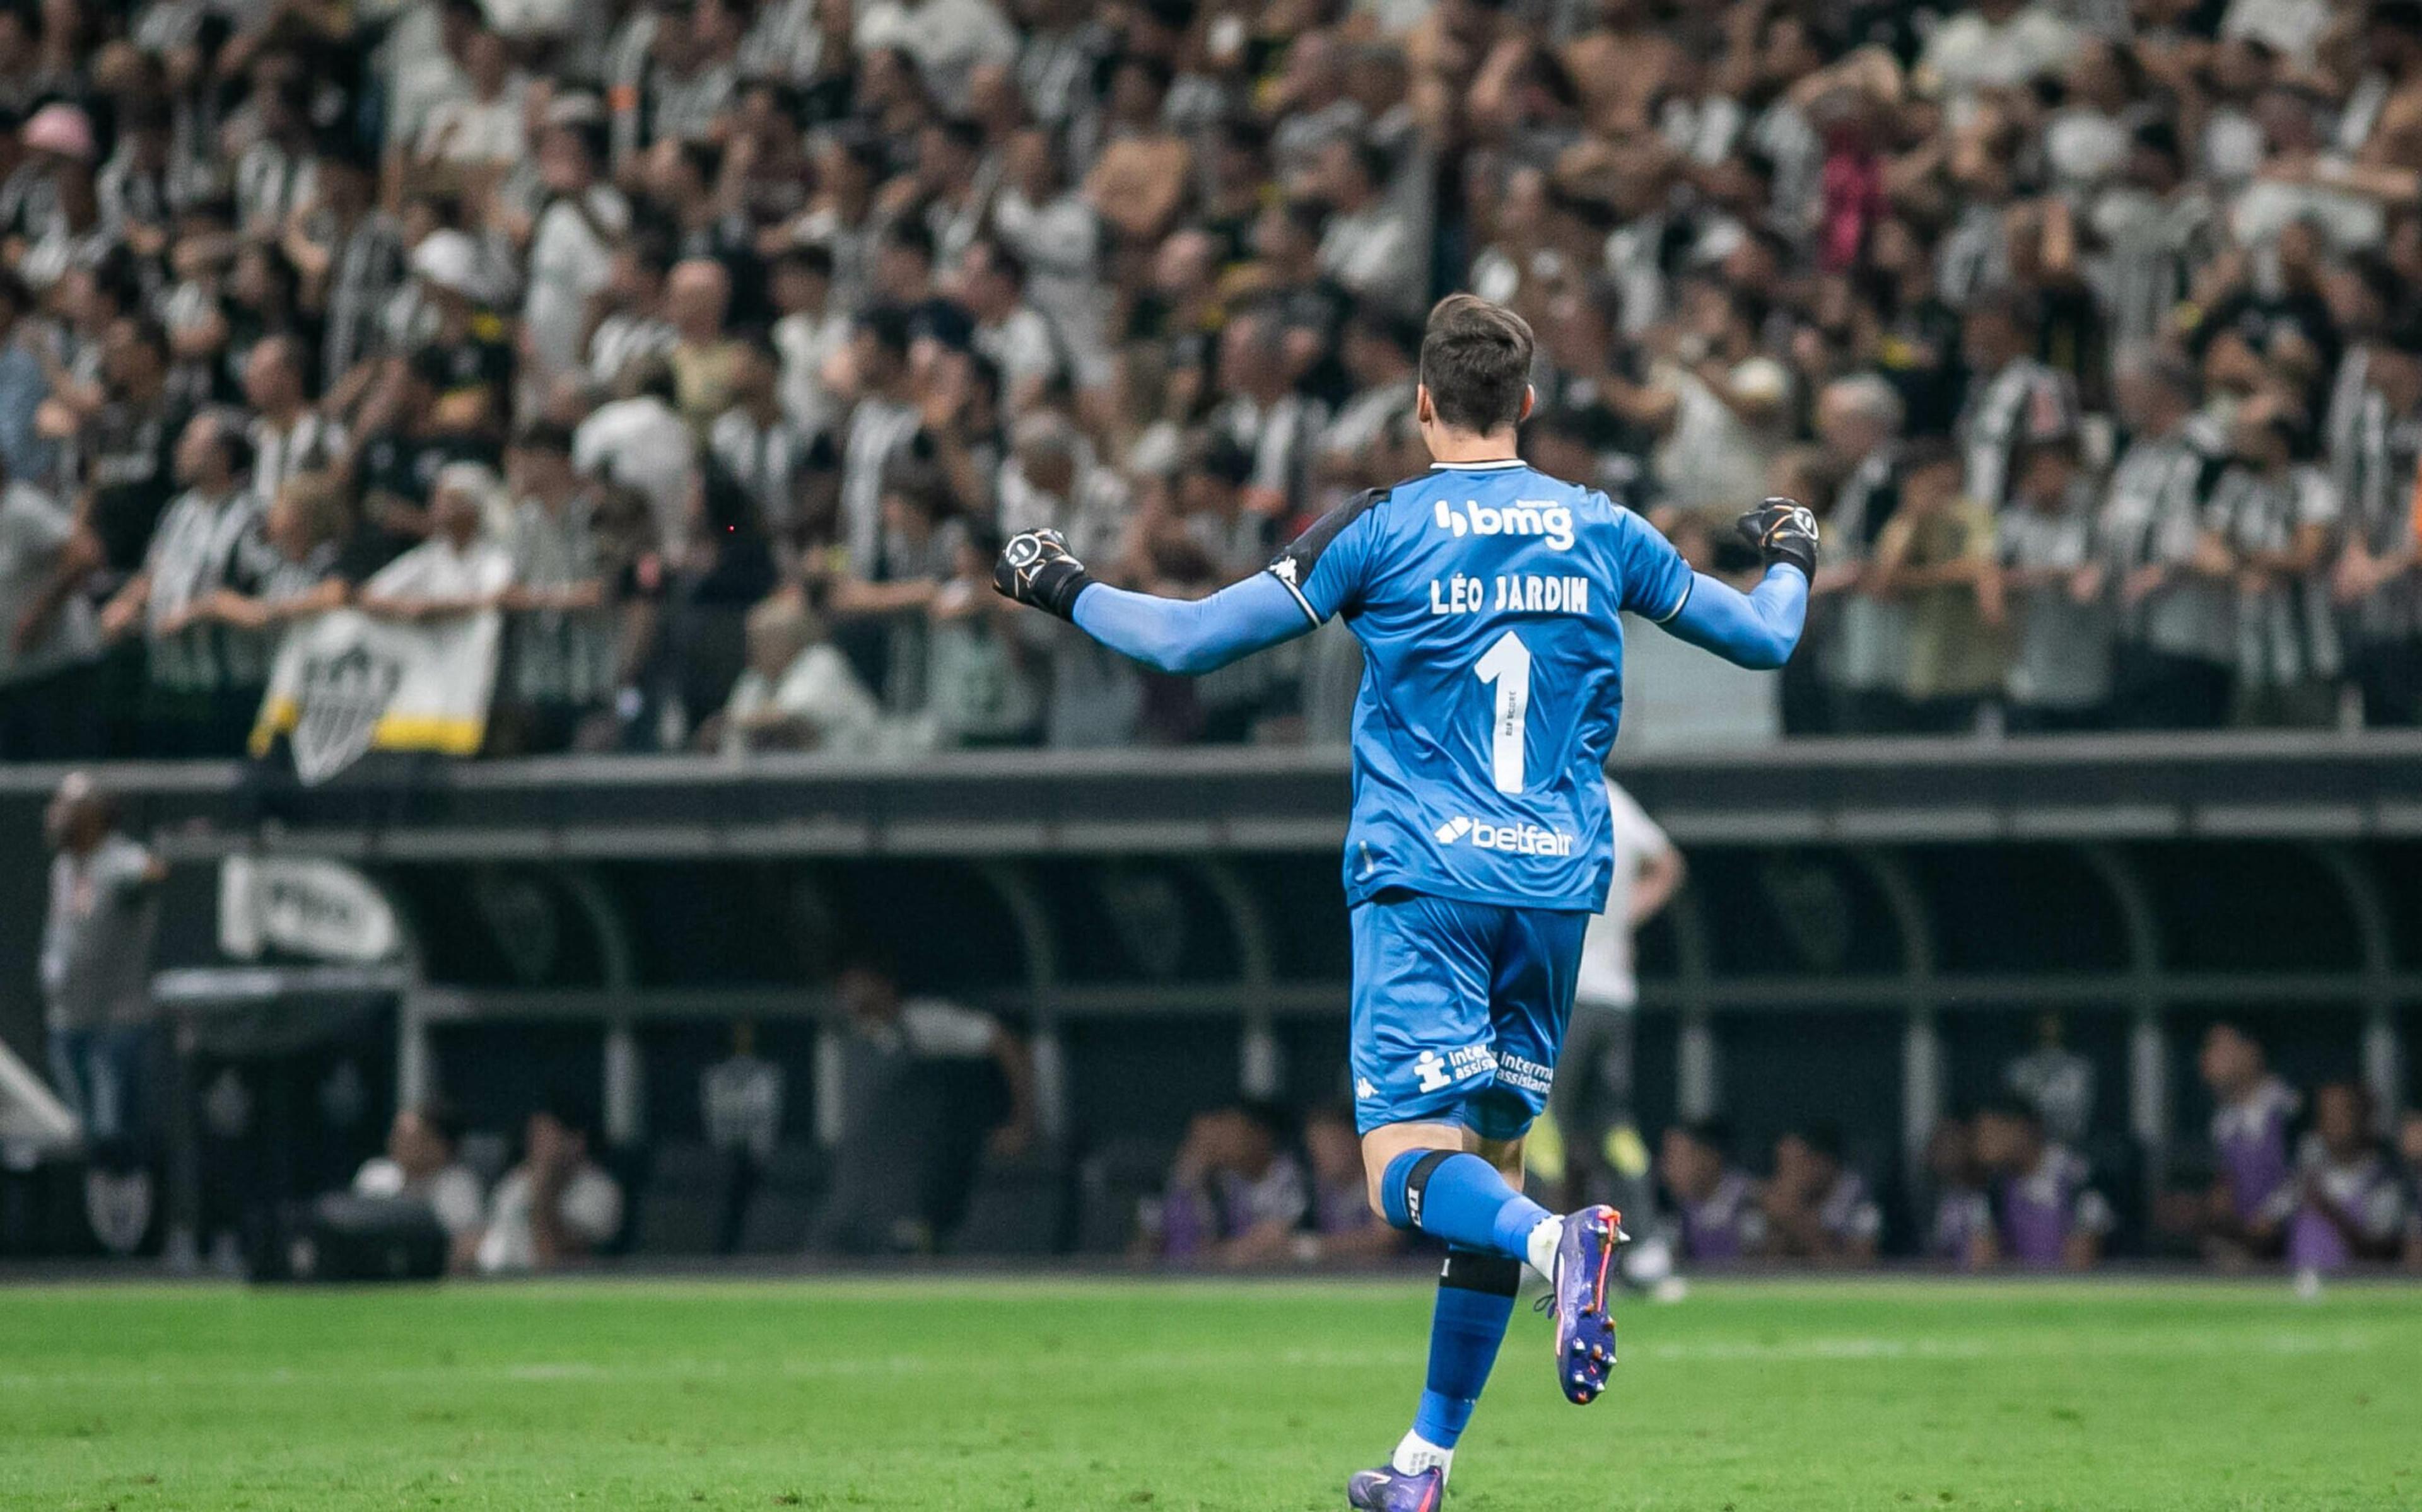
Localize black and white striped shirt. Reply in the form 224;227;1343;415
321;212;407;382
711;407;817;544
1959;358;2080;511
250;412;345;505
2210;462;2341;688
2100;422;2232;661
2335;380;2422;644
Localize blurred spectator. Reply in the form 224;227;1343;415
699;590;880;755
1974;1100;2113;1270
1553;777;1681;1214
2197;1021;2300;1261
1956;291;2080;514
352;1103;485;1272
476;1094;625;1273
701;1020;785;1162
1810;373;1910;733
41;771;163;1255
573;356;696;559
97;408;261;755
816;953;1038;1252
356;463;514;627
1139;1100;1309;1268
1296;1102;1405;1266
1868;438;2004;732
496;425;612;753
41;771;161;1146
1921;1117;1996;1268
2103;349;2235;729
1757;1126;1881;1265
2211;395;2341;725
2285;1081;2406;1275
1998;438;2112;730
1658;1119;1764;1266
0;449;98;758
2004;1011;2096;1146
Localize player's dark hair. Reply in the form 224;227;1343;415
1420;294;1535;435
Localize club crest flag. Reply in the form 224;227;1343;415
249;607;502;784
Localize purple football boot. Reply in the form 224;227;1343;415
1550;1204;1624;1404
1346;1465;1444;1511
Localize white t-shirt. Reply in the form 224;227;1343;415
865;997;999;1059
475;1162;624;1273
365;533;516;602
573;395;698;556
1574;779;1675;1010
1652;356;1793;514
719;643;882;755
353;1156;486;1235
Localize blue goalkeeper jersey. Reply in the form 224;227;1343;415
1268;460;1695;914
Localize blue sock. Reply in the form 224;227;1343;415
1379;1149;1553;1261
1412;1250;1520;1449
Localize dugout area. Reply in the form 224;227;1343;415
1;735;2418;1260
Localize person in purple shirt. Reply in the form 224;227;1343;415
2198;1024;2300;1261
1658;1120;1766;1266
1758;1125;1881;1265
1921;1117;1996;1269
1139;1100;1309;1269
1297;1102;1410;1266
2285;1083;2406;1275
1975;1101;2113;1270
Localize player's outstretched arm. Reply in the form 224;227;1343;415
1660;500;1816;671
993;528;1313;675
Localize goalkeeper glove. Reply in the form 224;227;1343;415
993;528;1095;620
1737;497;1819;578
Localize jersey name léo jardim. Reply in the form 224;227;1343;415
1269;459;1694;914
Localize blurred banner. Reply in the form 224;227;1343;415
218;856;401;963
248;609;501;784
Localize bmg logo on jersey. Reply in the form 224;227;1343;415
1434;497;1576;550
1432;815;1576;856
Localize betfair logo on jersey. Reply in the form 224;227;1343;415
1434;497;1576;550
1432;816;1576;856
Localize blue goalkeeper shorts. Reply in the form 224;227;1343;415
1347;888;1588;1139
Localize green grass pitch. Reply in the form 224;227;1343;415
5;1276;2418;1510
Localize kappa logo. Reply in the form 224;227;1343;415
1272;555;1299;586
1434;497;1576;550
1355;1076;1378;1100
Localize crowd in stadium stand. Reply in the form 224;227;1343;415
0;0;2418;761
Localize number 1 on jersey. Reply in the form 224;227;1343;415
1474;630;1531;794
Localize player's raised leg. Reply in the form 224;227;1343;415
1487;904;1625;1407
